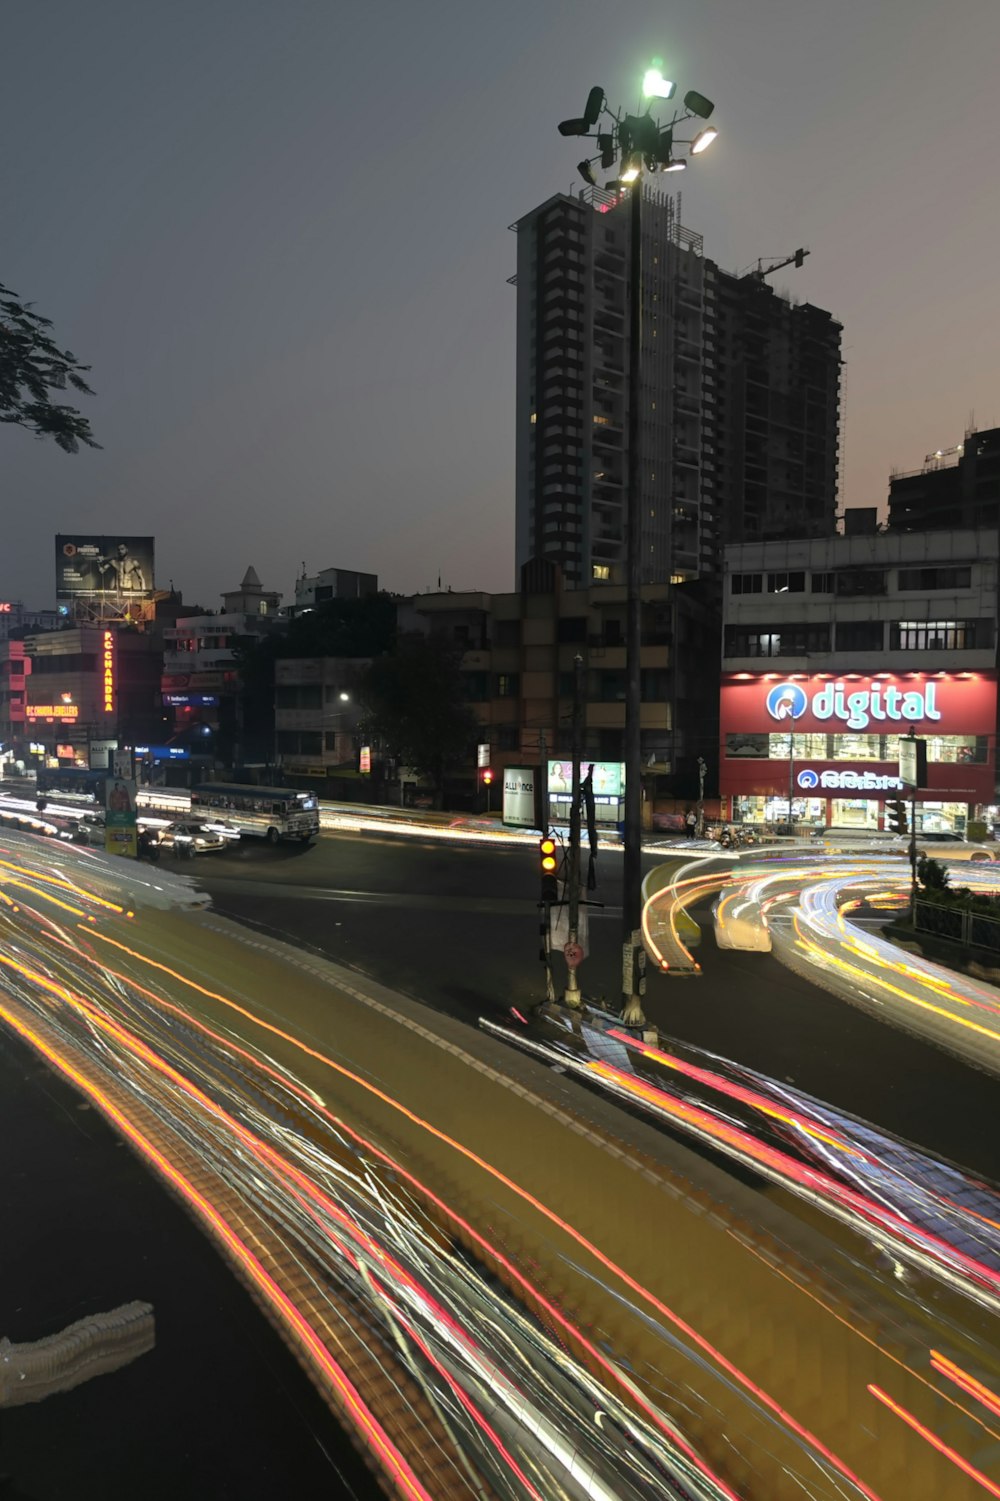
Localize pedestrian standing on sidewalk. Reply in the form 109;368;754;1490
685;809;697;838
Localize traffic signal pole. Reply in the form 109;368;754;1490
564;654;584;1007
909;788;918;923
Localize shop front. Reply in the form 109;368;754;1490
720;671;997;832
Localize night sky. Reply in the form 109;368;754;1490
3;0;998;610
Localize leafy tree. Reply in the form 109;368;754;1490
916;853;950;892
1;282;100;452
358;632;479;805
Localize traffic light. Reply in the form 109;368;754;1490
539;835;559;904
481;768;493;787
886;799;909;836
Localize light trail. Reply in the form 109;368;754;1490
87;926;887;1501
930;1353;1000;1423
0;991;435;1501
868;1384;1000;1499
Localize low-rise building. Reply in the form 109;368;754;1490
292;567;377;616
161;566;284;765
720;526;999;832
20;625;163;769
403;559;718;812
274;657;365;777
0;600;64;641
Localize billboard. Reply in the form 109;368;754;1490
503;766;540;829
548;760;625;801
56;535;155;599
104;776;138;858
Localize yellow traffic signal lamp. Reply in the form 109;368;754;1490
539;835;559;903
482;768;494;786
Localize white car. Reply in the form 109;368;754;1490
813;826;996;863
159;821;229;856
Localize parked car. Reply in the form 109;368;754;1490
158;820;229;856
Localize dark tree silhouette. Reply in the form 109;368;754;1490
1;282;100;452
358;632;479;804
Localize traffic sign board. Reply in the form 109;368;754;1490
563;941;584;970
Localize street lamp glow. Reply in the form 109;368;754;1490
339;691;350;702
620;156;641;184
691;125;719;154
662;158;686;173
642;67;675;100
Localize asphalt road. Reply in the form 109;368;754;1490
191;831;1000;1185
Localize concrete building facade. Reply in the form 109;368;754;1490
720;528;999;832
513;185;842;588
888;426;1000;532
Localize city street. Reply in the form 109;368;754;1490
195;830;1000;1185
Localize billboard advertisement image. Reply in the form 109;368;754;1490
548;760;625;802
104;776;138;858
56;535;155;598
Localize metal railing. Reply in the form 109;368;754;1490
915;898;1000;956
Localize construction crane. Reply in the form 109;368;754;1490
924;442;964;465
750;248;810;281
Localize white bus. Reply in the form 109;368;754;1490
190;783;320;844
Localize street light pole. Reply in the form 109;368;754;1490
555;67;719;1030
621;176;645;1027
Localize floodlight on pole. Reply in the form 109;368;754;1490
582;86;605;127
684;90;715;119
553;60;720;1032
642;67;675;99
577;159;598;187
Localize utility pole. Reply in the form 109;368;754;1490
697;756;707;836
564;653;585;1007
539;729;550;837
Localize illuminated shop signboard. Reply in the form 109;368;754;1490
797;768;904;792
723;672;996;737
766;679;941;731
102;630;115;714
26;704;79;720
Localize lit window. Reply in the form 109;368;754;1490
529;412;537;424
593;414;610;426
593;564;610;581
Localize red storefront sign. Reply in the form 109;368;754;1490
720;672;997;804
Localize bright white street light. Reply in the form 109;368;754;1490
691;125;719;154
642;66;675;100
338;691;350;702
620;155;641;184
